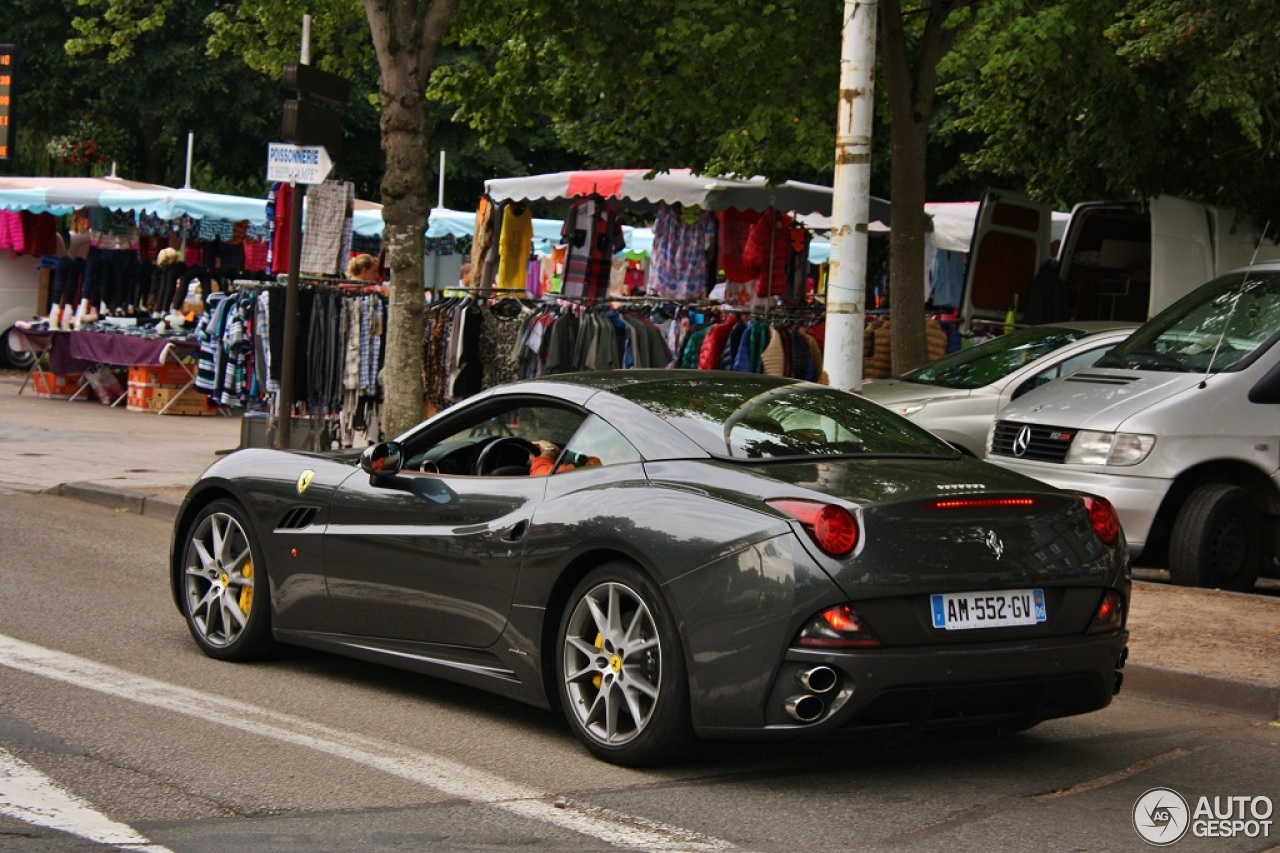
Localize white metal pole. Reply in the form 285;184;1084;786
825;0;878;391
183;131;194;189
438;150;446;208
301;14;311;64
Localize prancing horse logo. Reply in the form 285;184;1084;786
297;470;315;495
985;529;1005;560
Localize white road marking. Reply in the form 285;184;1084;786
0;746;172;852
0;635;735;851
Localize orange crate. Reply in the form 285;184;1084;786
128;363;193;387
30;371;83;399
150;387;215;416
126;381;155;412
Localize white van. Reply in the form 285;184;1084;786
961;190;1280;332
0;252;43;367
985;263;1280;591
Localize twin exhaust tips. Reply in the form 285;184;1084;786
785;665;839;723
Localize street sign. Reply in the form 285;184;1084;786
266;142;333;185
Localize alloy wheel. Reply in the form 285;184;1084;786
561;581;662;747
184;511;257;648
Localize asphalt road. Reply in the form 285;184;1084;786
1;494;1277;852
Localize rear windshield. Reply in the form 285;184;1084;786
614;377;958;459
903;325;1086;389
1096;271;1280;373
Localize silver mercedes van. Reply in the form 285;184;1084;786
986;263;1280;591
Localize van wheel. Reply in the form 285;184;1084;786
1168;484;1260;592
2;328;35;370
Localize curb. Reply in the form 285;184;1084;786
1122;663;1280;721
50;481;184;522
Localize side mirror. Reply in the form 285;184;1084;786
360;442;404;479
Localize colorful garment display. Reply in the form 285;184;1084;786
560;199;625;299
648;204;717;300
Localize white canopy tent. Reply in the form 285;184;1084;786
485;168;892;223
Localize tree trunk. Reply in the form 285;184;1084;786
879;0;975;375
886;115;929;374
364;0;460;439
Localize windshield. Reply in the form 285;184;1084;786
1095;271;1280;373
614;376;958;459
902;326;1087;389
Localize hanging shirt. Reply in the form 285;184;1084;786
929;249;967;310
495;203;534;292
649;203;717;300
561;199;625;299
743;210;795;297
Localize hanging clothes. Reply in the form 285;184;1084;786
743;209;796;297
648;203;717;300
495;202;534;292
299;179;354;276
561;199;625;299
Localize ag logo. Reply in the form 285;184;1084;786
1133;787;1190;845
296;469;315;495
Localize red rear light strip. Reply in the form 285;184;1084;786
926;497;1038;509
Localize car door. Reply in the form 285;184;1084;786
321;397;586;648
961;189;1054;332
322;469;545;647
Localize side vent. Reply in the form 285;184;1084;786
276;506;320;530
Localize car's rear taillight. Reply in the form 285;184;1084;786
796;604;881;648
1078;494;1120;545
768;499;859;557
1088;590;1125;634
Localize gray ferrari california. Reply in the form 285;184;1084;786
170;370;1130;766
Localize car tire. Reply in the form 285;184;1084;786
556;562;697;766
1168;484;1261;592
179;499;275;660
1;327;35;370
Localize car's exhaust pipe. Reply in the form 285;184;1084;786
784;694;825;723
796;665;838;694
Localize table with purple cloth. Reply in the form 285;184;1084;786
17;329;197;374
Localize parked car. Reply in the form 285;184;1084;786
860;321;1137;455
987;263;1280;591
171;371;1130;765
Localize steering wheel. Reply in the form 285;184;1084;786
473;436;539;476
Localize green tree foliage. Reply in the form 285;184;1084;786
430;0;842;183
941;0;1280;216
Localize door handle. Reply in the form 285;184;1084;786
498;519;529;542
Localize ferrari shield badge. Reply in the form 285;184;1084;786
297;469;315;495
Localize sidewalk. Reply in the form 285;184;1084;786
2;370;1278;723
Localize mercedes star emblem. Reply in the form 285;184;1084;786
1012;425;1032;458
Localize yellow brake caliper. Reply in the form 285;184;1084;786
593;633;603;689
237;559;254;615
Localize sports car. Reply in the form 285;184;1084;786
170;370;1130;766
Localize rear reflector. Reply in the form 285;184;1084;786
1088;590;1125;634
795;604;881;648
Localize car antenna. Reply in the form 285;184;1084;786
1201;218;1270;389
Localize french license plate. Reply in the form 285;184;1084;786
930;589;1047;630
